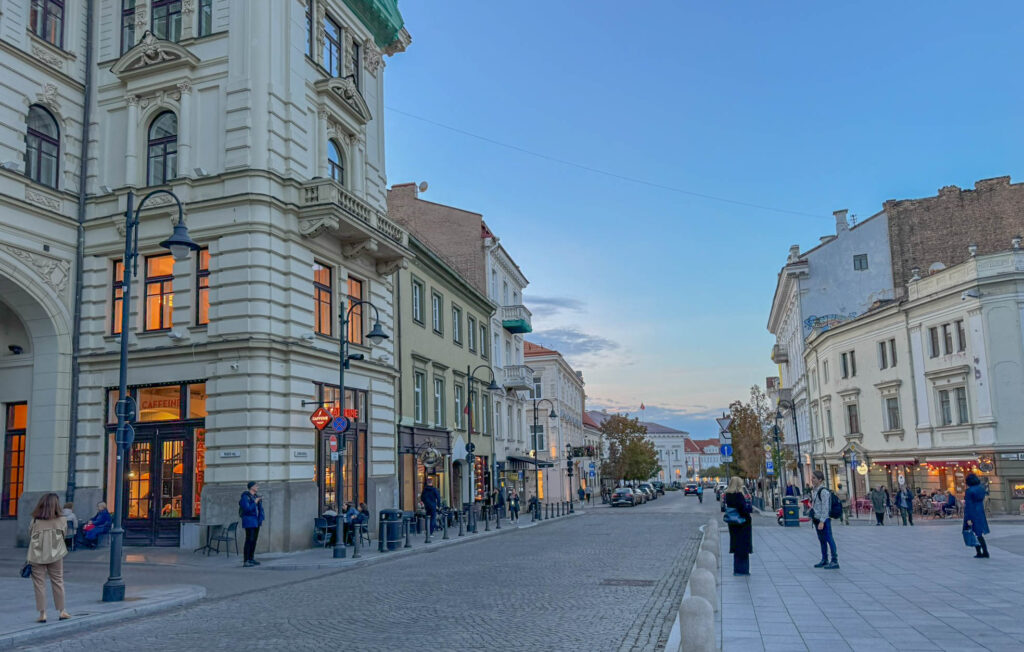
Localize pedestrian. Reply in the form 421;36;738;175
239;481;264;567
785;483;796;497
696;483;704;503
896;485;914;526
723;476;752;576
27;493;71;623
884;487;892;518
577;486;585;504
497;487;506;520
585;487;593;504
60;502;77;551
420;477;441;533
508;490;521;523
963;473;990;558
869;486;886;525
810;470;839;569
341;502;359;544
75;501;111;549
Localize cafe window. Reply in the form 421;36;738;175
144;254;175;331
2;403;27;518
312;383;368;512
313;262;332;336
137;385;181;422
347;277;363;344
111;260;125;335
196;248;210;325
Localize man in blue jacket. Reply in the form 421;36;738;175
239;481;265;567
420;477;441;533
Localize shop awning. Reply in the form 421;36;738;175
506;455;553;470
925;455;978;463
872;458;918;465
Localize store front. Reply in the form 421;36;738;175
104;382;207;546
312;383;368;513
398;426;450;511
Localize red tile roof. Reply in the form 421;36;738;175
692;439;720;450
582;412;601;429
524;341;559;357
684;439;702;453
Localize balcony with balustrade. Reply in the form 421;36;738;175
502;364;534;391
501;304;532;334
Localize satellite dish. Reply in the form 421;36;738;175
418;181;428;193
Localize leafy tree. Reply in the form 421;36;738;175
728;399;763;479
599;414;661;482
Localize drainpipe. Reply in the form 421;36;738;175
66;0;95;502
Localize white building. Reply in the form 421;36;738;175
524;342;584;503
0;0;411;550
767;209;894;490
804;246;1024;514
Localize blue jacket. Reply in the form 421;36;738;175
963;484;989;536
84;509;112;540
420;485;441;512
239;492;265;529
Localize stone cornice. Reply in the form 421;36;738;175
0;38;84;91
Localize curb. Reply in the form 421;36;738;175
260;510;583;572
0;584;206;651
666;517;720;652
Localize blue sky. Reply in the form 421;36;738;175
384;1;1024;437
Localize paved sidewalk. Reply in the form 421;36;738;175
720;513;1024;651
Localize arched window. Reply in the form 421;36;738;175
147;111;178;186
328;140;344;185
25;105;59;188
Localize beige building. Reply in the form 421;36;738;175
1;0;412;550
805;246;1024;513
395;235;496;512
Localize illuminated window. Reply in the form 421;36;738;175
2;403;27;518
112;260;125;335
313;262;332;336
30;0;64;48
347;277;363;343
196;248;210;325
144;254;175;331
137;385;181;422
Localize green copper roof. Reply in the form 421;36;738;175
342;0;405;49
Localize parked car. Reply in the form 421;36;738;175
630;487;647;504
610;487;636;507
684;483;699;495
671;481;683;489
651;482;666;495
638;483;657;500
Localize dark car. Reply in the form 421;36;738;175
610;488;636;507
651;482;666;495
684;483;699;495
638;483;657;500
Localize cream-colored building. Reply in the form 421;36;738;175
395;235;495;512
805;246;1024;513
1;0;411;550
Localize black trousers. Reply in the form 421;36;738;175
875;511;885;525
244;526;260;561
975;534;989;557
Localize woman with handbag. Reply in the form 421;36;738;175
723;476;753;576
26;493;71;622
963;473;990;558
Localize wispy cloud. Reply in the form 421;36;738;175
526;295;586;316
529;327;618;358
586;399;728;436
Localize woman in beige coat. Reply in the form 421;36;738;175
27;493;71;622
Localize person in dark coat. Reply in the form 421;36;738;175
420;478;441;533
239;481;265;567
963;473;990;558
724;476;752;576
869;486;886;525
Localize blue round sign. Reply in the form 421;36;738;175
331;416;350;433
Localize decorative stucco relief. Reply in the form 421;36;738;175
2;244;70;294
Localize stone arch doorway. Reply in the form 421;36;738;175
0;260;73;543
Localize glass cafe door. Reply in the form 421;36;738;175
124;426;193;546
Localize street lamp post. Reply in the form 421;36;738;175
778;402;806;491
104;190;200;603
531;397;557;521
772;411;783;511
565;443;574;513
332;298;389;559
466;364;499;533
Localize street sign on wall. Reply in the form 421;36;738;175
310;407;331;430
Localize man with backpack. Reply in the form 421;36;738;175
810;470;840;569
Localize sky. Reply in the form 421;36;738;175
383;1;1024;438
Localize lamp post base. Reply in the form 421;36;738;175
332;544;347;559
102;580;125;603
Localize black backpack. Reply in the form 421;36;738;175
816;487;844;520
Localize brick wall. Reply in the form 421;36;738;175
387;184;488;294
885;176;1024;293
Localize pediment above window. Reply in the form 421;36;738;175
110;31;200;82
315;77;372;126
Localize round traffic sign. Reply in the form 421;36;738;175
465;442;476;453
328;434;338;452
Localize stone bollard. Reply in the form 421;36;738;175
378;521;386;553
484;506;491;532
699;536;719;562
688;568;717;613
696;550;717;579
442;513;449;540
403;519;412;548
457;510;465;537
425;516;432;544
678;595;715;652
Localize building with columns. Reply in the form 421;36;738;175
1;0;411;550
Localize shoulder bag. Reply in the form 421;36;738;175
723;505;746;525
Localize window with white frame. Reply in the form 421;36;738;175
942;324;953;355
494;400;502;439
825;408;833;438
929;327;940;358
467;315;476;351
452;305;462;344
885;397;901;430
846;403;860;434
956;320;966;352
433;377;444;428
530;424;544;451
454;384;464;430
411;279;423;324
413;372;425;424
431;292;442;334
532;376;542;398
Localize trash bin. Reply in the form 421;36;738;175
782;496;800;527
379;509;403;551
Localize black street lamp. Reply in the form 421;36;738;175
104;190;199;603
565;443;574;513
333;297;389;559
531;397;557;521
778;401;806;491
466;364;499;533
772;410;784;511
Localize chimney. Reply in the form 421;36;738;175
820;235;836;245
833;209;849;234
787;245;800;263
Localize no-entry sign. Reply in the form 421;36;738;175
310;407;331;430
328;434;338;452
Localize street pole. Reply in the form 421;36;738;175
532;397;556;521
104;190;198;603
780;402;806;492
466;365;498;533
566;444;574;513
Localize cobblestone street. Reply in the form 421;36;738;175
21;493;709;652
